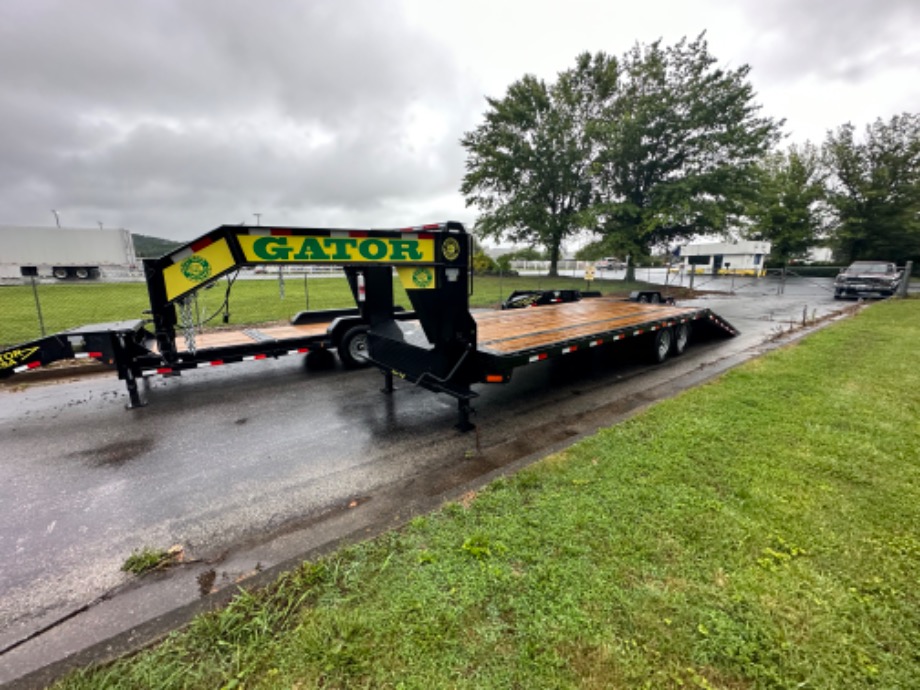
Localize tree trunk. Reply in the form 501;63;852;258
625;256;636;283
547;236;562;277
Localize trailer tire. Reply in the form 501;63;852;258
672;322;690;355
74;267;90;279
53;267;69;279
651;327;673;364
338;326;370;369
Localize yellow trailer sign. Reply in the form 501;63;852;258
164;238;236;302
237;235;435;264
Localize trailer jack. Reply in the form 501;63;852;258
456;398;475;433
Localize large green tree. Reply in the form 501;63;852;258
461;53;618;275
589;35;782;278
744;143;828;263
823;113;920;264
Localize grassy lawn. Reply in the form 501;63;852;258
0;273;640;348
54;299;920;689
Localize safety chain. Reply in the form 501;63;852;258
180;296;197;354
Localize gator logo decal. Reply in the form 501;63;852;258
412;267;434;288
0;346;40;370
442;237;461;262
181;256;212;282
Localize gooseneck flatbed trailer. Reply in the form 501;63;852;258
0;221;737;429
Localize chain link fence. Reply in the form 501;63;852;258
0;270;356;348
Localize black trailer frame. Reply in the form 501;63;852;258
1;221;738;428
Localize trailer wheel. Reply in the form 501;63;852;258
338;326;370;369
74;267;90;279
651;327;673;364
672;323;691;355
52;267;69;279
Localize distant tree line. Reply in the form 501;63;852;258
132;233;183;258
461;34;920;273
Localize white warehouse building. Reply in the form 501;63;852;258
678;240;771;277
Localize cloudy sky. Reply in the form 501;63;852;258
0;0;917;242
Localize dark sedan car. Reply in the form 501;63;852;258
834;261;902;299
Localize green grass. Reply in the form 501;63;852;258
0;273;640;348
54;299;920;689
120;547;174;576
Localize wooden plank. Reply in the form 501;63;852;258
474;298;700;355
178;322;329;352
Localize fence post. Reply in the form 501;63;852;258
898;261;913;298
30;276;47;338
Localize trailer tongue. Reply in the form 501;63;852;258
1;221;738;429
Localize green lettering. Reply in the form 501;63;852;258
388;239;422;261
324;238;358;261
252;237;292;261
293;237;330;261
358;239;388;261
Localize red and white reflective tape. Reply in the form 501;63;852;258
561;345;578;355
611;334;625;341
588;339;603;347
632;329;645;336
74;351;103;359
142;348;309;377
13;361;42;373
528;353;549;363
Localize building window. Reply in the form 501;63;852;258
20;266;38;277
753;254;762;265
688;255;710;266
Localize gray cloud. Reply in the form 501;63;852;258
0;0;916;239
742;0;920;83
0;0;480;238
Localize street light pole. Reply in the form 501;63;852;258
51;210;61;228
254;213;261;226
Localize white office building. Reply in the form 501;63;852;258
678;240;771;277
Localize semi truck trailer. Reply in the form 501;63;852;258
0;226;137;280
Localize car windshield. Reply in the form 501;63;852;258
847;263;891;274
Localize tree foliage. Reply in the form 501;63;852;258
589;35;782;274
461;57;612;275
744;143;828;263
823;113;920;264
461;35;781;278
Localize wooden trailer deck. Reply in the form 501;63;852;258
176;321;330;352
474;297;714;356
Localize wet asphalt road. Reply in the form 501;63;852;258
0;275;859;686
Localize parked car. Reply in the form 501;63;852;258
595;257;626;270
833;261;903;299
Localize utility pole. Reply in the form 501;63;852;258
254;213;261;226
51;209;61;228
